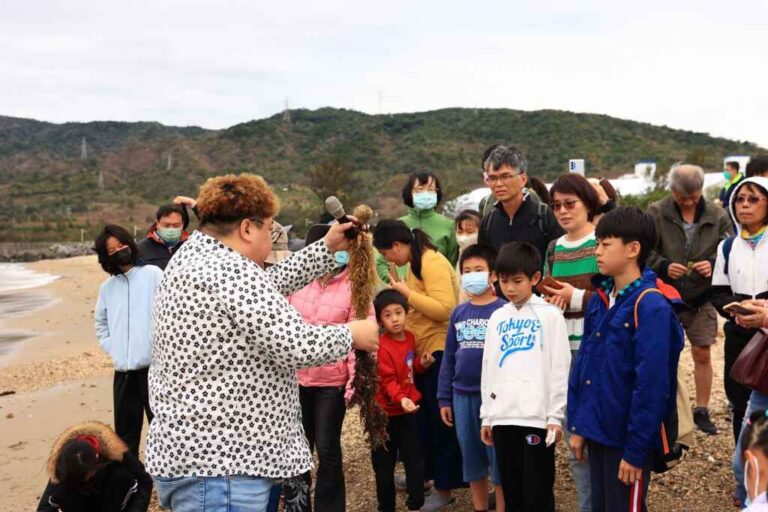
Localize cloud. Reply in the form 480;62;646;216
0;0;765;146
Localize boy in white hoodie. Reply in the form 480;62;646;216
480;241;571;512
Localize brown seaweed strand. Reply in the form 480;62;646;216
347;205;388;449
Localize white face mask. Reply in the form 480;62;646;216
745;451;761;504
456;233;478;249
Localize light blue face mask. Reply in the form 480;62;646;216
158;227;182;244
413;191;438;211
334;250;350;267
723;170;731;180
461;271;490;295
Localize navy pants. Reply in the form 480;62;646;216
414;350;465;490
587;441;652;512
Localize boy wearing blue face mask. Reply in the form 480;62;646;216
437;243;506;512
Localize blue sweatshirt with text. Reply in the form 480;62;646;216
437;298;506;407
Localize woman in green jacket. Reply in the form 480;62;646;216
376;170;459;282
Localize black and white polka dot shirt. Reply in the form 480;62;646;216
146;231;352;478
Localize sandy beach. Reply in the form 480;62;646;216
0;255;745;511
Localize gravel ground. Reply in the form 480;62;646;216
3;334;738;511
143;335;740;511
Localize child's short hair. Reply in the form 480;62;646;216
455;209;481;230
459;243;497;273
595;206;657;266
495;242;540;279
374;289;408;322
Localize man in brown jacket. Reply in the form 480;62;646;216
647;164;733;435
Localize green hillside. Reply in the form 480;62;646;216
0;107;762;242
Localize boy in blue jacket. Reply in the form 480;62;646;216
568;207;684;512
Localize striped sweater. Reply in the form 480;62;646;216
544;232;599;350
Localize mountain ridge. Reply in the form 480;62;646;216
0;107;762;242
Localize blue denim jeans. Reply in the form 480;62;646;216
733;390;768;504
567;349;592;512
154;475;274;512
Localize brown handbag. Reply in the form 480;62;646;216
730;330;768;395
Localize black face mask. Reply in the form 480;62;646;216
108;247;132;267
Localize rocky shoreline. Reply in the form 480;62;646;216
0;242;93;262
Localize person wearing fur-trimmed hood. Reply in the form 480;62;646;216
37;421;152;512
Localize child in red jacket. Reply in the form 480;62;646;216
372;289;435;512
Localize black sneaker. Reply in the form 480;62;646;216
694;407;718;435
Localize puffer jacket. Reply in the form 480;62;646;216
289;267;374;390
38;421;152;512
647;196;733;306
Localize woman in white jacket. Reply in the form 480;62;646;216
94;224;164;457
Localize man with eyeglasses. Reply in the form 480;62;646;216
478;145;564;277
647;164;733;436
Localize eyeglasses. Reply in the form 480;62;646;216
551;199;582;212
485;171;523;185
734;194;766;205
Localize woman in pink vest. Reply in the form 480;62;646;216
288;223;374;512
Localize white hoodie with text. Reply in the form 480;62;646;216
480;294;571;429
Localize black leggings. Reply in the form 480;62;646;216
723;322;754;442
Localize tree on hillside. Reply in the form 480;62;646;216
308;158;351;203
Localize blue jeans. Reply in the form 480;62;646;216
155;475;274;512
567;349;592;512
733;390;768;504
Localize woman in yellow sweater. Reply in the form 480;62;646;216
373;219;463;511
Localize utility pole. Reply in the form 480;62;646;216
80;138;88;160
282;97;291;122
98;170;104;193
166;153;173;171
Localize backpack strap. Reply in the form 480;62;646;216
633;288;663;329
722;236;735;276
537;201;549;240
633;286;674;458
480;208;496;241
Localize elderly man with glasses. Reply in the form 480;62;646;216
478;145;564;272
647;164;733;435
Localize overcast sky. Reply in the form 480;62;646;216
1;0;766;146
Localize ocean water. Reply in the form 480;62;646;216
0;263;59;294
0;264;59;358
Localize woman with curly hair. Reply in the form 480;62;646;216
145;173;379;512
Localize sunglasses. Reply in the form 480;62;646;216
551;199;582;212
734;194;766;205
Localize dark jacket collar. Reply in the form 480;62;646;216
493;193;536;219
661;196;717;225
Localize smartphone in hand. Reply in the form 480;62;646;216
724;302;755;316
